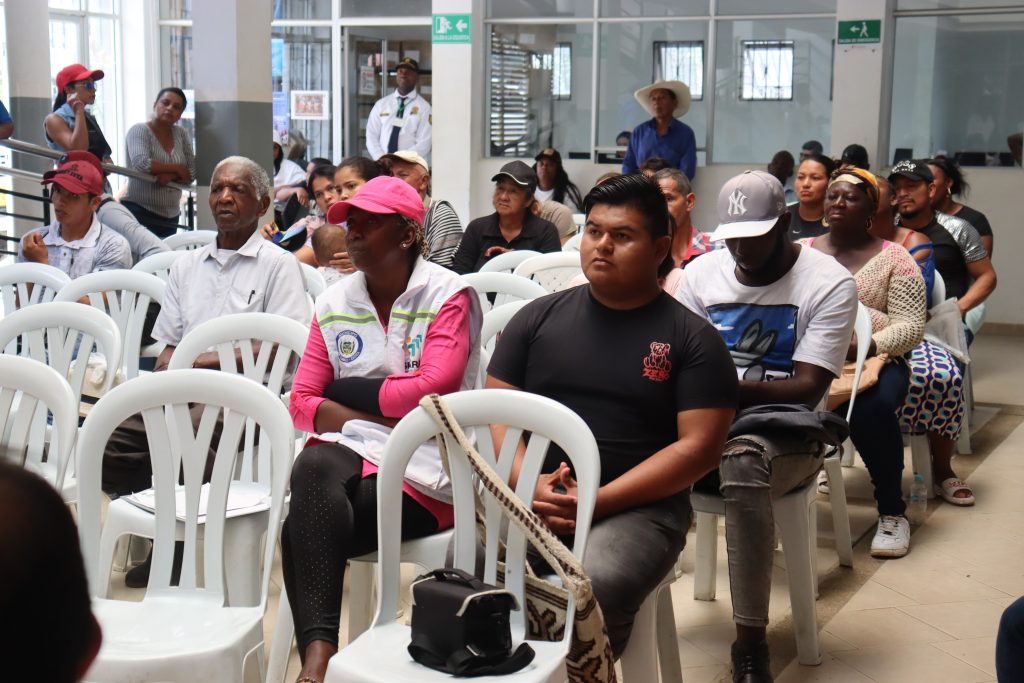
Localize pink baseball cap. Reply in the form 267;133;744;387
327;175;426;226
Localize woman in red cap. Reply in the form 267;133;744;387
281;175;482;683
44;63;112;164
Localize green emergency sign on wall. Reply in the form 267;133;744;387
838;20;881;44
433;14;471;44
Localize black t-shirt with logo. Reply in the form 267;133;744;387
488;285;737;485
922;217;971;300
787;204;827;241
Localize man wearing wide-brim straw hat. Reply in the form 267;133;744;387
622;79;697;180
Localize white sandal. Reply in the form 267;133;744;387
935;477;975;506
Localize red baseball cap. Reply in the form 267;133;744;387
42;158;105;197
56;63;105;93
327;175;426;226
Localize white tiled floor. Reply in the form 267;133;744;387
106;332;1023;682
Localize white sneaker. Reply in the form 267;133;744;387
817;469;830;495
870;515;910;558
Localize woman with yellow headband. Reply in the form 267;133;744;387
802;166;927;558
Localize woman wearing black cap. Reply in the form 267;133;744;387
450;161;561;274
533;148;583;212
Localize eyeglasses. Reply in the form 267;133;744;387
75;80;96;91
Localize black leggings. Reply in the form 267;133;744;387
281;442;439;656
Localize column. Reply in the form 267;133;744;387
830;0;894;166
430;0;483;222
4;0;53;237
192;0;273;227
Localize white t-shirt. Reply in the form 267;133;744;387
674;246;857;383
534;187;554;203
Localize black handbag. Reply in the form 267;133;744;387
408;568;536;676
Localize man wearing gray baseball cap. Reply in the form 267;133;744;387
675;170;858;682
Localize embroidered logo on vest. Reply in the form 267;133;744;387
337;330;363;362
405;333;423;372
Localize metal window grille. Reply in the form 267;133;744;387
740;39;794;101
653;40;704;99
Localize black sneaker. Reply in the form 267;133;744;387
731;640;773;683
124;541;184;588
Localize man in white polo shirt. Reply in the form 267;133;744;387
103;155;308;587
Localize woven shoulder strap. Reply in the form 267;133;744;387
419;394;586;593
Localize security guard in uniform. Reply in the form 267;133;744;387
365;57;432;162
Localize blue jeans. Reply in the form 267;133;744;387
833;360;910;517
997;596;1024;681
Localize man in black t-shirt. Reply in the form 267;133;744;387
488;175;737;657
889;159;997;326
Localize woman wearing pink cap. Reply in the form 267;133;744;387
44;63;112;164
281;175;482;682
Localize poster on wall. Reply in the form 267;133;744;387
273;91;289;144
358;66;376;97
291;90;329;120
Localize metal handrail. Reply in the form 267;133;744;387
0;138;194;192
0;165;45;183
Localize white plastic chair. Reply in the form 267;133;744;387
461;271;547;313
481;300;532;354
691;483;822;666
562;232;583;252
76;371;294;683
96;313;309;607
0;262;71;331
0;354;79;491
322;389;601;683
0;302;122;501
930;270;972;456
53;270;166;381
301;262;326;299
513;252;583;293
164;229;217;252
571;213;585;232
133;250;183;283
478;249;541;275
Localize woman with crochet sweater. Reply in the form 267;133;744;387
871;177;974;505
802;166;926;558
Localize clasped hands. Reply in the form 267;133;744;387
531;461;579;536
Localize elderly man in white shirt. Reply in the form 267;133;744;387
365;57;432;161
102;155;309;588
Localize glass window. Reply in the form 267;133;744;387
896;0;1024;8
160;0;191;20
488;24;593;158
486;0;593;19
889;12;1024;167
88;14;121;155
89;0;115;13
49;0;82;9
273;25;334;162
160;26;194;144
599;0;709;17
340;0;431;17
654;41;704;98
273;0;331;20
716;0;835;14
712;18;833;163
597;21;708;161
741;40;793;100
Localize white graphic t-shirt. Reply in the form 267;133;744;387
674;245;857;383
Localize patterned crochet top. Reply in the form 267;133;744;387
801;239;926;356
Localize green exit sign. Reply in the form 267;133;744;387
838;19;881;44
433;14;471;44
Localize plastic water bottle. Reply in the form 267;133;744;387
908;473;927;525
